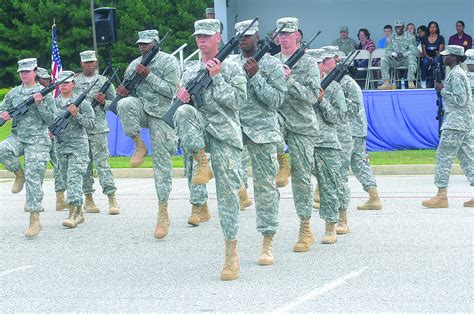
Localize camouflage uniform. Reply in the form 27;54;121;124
229;48;287;236
340;74;378;191
184;152;208;206
0;79;56;213
117;32;181;204
332;26;358;56
240;146;251;188
50;139;65;192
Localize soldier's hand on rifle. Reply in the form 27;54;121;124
176;87;191;103
283;65;292;80
94;92;106;106
206;58;221;77
397;52;404;59
68;105;78;118
136;64;150;79
33;93;44;105
117;84;129;97
244;57;259;78
434;81;444;92
318;87;325;101
1;111;11;121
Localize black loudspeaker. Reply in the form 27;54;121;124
94;7;117;45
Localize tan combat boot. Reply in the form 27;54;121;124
408;81;416;89
130;134;148;167
238;186;252;210
56;191;67;211
199;203;211;222
258;235;274;266
313;186;320;209
63;204;78;228
11;169;25;193
108;192;121;215
25;212;42;238
463;198;474;207
335;209;349;235
192;149;212;185
422;188;449;208
357;188;382;210
377;80;391;90
187;204;201;226
220;240;240;281
76;205;84;224
293;220;314;252
275;153;290;188
154;202;169;239
321;222;337;244
84;194;100;213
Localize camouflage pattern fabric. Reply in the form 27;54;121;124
184;152;208;206
351;136;377;191
50;138;65;192
331;37;358;55
381;32;417;80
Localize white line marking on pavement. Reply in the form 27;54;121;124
1;265;34;277
119;183;156;192
270;267;368;313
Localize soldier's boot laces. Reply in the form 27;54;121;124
76;205;84;225
130;134;148;168
377;80;391;90
25;212;42;238
238;186;252;210
293;220;314;252
422;188;448;208
335;209;349;235
275;153;290;188
321;222;337;244
63;205;78;228
192;149;212;185
312;186;320;209
258;235;274;266
11;169;25;193
199;203;211;222
154;202;169;239
84;194;100;213
108;192;121;215
188;204;201;226
220;240;240;281
463;198;474;207
56;191;68;211
357;188;382;210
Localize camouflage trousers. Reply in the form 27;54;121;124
287;131;339;223
339;139;354;210
118;97;178;202
381;55;417;81
50;139;65;192
57;143;89;206
175;105;241;240
435;129;474;188
276;112;287;154
0;135;49;213
240;145;250;188
183;152;208;206
83;133;117;196
243;134;280;236
351;136;377;191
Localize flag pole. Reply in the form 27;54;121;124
90;0;99;71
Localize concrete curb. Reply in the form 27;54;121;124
0;164;463;179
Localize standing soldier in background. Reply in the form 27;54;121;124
0;58;56;237
116;30;180;239
230;19;287;265
332;26;357;55
75;50;120;215
174;19;246;280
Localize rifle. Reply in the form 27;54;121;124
48;78;99;137
0;72;74;127
284;30;321;69
108;31;170;114
320;50;360;89
250;23;286;63
161;17;259;128
434;64;444;137
91;68;119;108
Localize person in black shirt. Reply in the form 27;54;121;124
420;21;445;88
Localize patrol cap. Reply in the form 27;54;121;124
440;45;465;57
36;67;50;79
339;26;349;33
193;19;221;36
80;50;97;62
235;19;259;35
336;50;347;57
464;49;474;64
136;30;159;44
394;20;405;27
206;7;215;15
306;48;324;63
276;17;299;33
58;70;75;83
17;58;37;72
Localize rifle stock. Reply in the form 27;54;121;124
434;64;444;137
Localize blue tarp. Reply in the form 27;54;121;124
106;89;440;156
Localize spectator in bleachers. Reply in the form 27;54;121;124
332;26;358;55
448;20;472;52
377;25;392;48
354;28;376;69
417;25;428;53
420;21;445;88
406;23;421;45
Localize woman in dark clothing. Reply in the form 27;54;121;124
420;21;445;88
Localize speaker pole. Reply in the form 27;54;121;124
90;0;99;71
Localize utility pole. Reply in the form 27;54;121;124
90;0;99;70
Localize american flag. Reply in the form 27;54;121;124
51;22;62;98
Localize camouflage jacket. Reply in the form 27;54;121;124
229;53;287;143
440;64;472;131
0;83;56;145
275;53;320;137
180;59;247;149
340;75;367;137
332;37;358;55
313;81;342;149
385;32;417;59
124;51;181;118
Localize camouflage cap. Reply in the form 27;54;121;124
235;19;259;35
17;58;37;72
394;20;405;27
464;49;474;64
336;50;347;57
36;67;50;79
193;19;221;36
276;17;299;33
80;50;97;62
58;70;75;83
205;7;215;15
306;48;324;63
440;45;465;57
339;26;349;33
136;30;159;44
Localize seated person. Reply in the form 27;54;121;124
448;20;472;51
378;20;417;89
355;28;376;68
416;25;428;54
420;21;445;88
378;25;392;48
332;26;358;55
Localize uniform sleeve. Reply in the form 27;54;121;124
75;101;96;129
332;85;348;113
103;80;117;111
441;73;469;106
249;61;287;109
345;79;364;117
0;90;14;113
211;66;247;110
144;56;181;99
37;93;56;125
316;96;338;124
286;57;320;105
385;36;394;56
